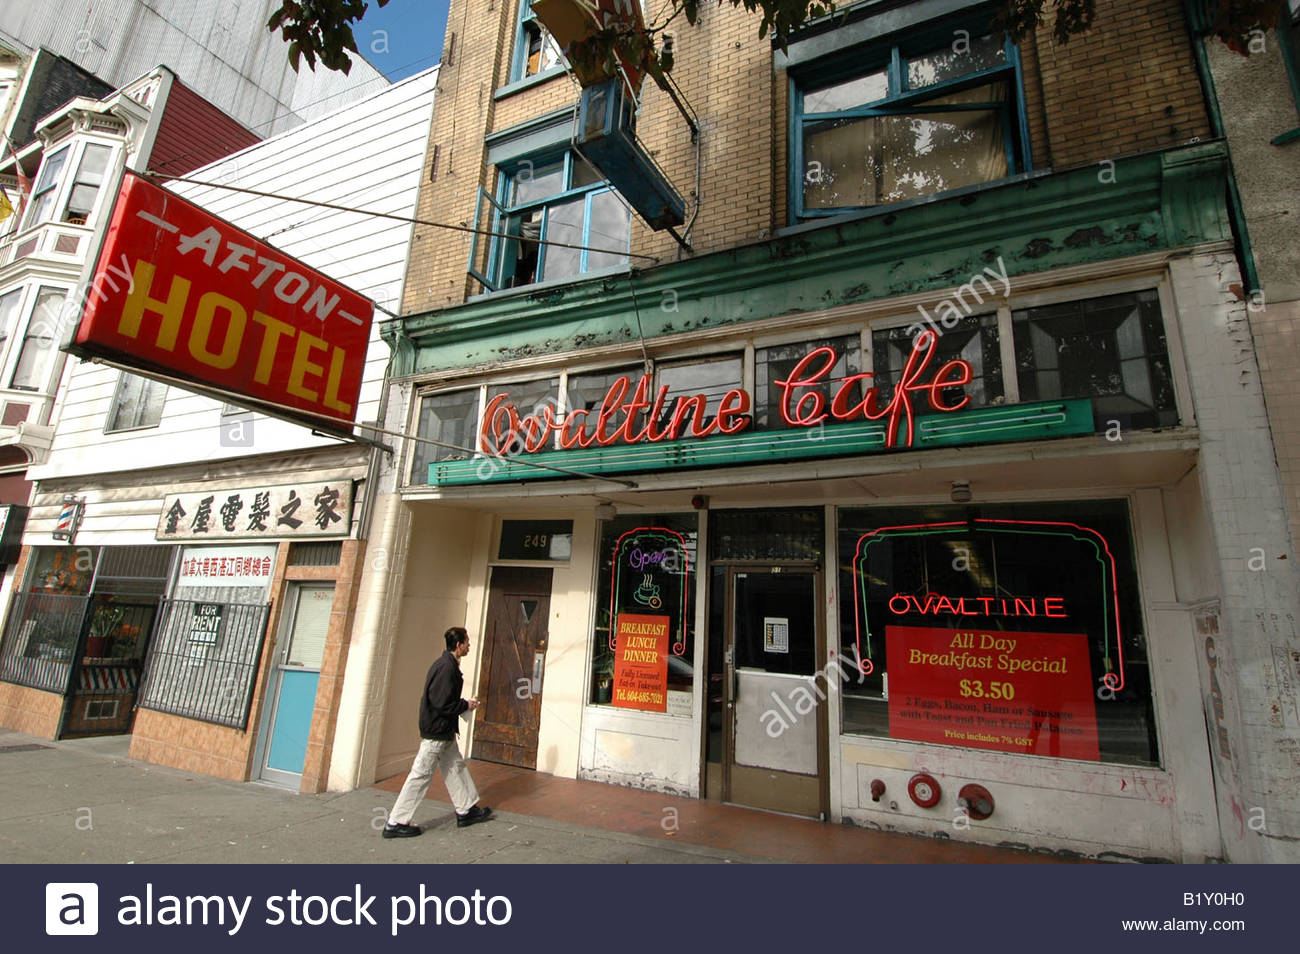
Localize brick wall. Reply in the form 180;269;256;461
400;0;1212;317
1034;0;1209;169
401;0;518;314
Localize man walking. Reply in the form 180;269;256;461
382;626;493;838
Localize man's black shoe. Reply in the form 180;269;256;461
382;822;422;839
456;805;493;828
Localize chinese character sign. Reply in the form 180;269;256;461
157;481;353;540
176;546;277;588
73;172;373;434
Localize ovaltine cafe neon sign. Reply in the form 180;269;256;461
480;329;973;454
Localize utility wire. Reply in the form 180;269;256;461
142;170;660;264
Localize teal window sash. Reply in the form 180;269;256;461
469;151;630;292
790;29;1030;222
511;0;564;84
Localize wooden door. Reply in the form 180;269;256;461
472;566;552;768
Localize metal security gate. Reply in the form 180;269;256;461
137;599;272;730
0;592;92;695
61;600;160;737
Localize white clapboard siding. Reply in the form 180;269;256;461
28;68;437;484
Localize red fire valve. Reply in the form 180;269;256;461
957;783;995;820
870;779;886;802
907;773;942;808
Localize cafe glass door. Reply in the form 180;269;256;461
710;566;826;817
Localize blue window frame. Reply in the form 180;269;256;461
789;20;1031;222
470;151;631;292
512;1;563;83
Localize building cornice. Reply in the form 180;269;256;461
386;141;1233;377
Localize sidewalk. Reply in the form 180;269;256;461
0;729;1077;864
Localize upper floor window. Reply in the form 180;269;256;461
470;151;631;292
512;1;563;83
791;26;1027;221
0;288;21;354
20;140;115;230
63;143;113;225
9;286;65;391
23;146;70;228
105;372;167;432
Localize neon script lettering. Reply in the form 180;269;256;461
478;330;972;456
775;330;970;447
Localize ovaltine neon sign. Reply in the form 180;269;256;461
479;330;971;455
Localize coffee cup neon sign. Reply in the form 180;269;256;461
478;330;972;455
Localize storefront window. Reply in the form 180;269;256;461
871;313;1003;414
652;355;744;433
485;377;561;452
136;544;276;729
590;513;698;710
837;500;1158;766
410;388;480;485
27;545;98;594
565;366;640;443
1013;290;1177;431
755;335;863;428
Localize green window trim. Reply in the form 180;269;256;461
468;150;631;293
788;15;1032;224
511;0;565;85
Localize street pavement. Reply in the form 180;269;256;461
0;729;763;864
0;728;1077;864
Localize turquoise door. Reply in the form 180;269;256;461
259;583;334;787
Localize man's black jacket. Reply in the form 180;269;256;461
419;649;468;739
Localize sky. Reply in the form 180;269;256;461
355;0;451;81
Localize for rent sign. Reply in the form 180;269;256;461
72;172;372;434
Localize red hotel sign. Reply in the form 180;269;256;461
73;172;372;434
479;329;972;455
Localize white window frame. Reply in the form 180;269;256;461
19;136;119;232
105;372;168;433
5;284;70;393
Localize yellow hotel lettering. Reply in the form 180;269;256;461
117;260;353;414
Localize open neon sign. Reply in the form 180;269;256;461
478;329;971;455
609;526;690;656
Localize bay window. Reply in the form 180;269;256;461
22;146;69;228
9;286;65;391
19;139;116;230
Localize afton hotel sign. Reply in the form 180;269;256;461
70;171;373;435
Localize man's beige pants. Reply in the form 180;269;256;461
387;737;479;824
